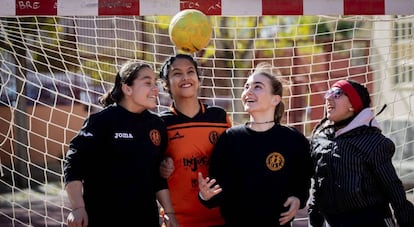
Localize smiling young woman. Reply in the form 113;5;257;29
197;62;314;227
308;80;414;227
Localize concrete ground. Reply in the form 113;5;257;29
0;185;310;227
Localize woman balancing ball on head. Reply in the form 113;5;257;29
158;54;231;227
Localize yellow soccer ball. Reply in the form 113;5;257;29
169;9;212;53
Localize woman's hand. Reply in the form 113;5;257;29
279;196;300;225
197;172;222;201
160;157;174;179
67;207;88;227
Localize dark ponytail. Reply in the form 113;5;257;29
99;61;153;107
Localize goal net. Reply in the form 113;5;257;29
1;12;414;227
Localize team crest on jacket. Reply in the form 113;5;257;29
266;152;284;171
149;129;161;146
209;131;219;144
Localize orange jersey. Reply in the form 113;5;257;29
161;103;231;227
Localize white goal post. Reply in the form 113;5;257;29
1;1;414;226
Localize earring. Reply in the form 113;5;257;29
349;107;354;112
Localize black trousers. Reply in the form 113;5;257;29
323;205;395;227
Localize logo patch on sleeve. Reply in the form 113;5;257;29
149;129;161;146
209;131;219;145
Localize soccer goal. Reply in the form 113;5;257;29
1;1;414;226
